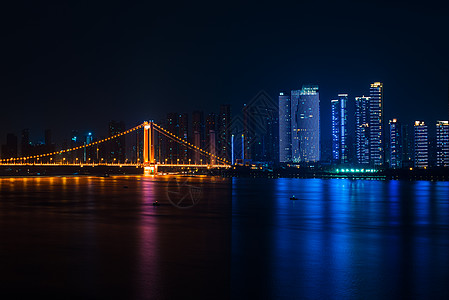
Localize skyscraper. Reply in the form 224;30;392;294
355;96;370;165
21;129;30;157
178;113;189;163
265;115;279;163
331;94;348;164
414;121;428;169
192;111;205;164
218;104;231;160
369;82;384;166
108;120;126;163
166;113;178;163
436;121;449;167
1;133;18;159
291;85;320;163
389;119;402;169
401;124;413;167
279;92;292;162
205;113;216;154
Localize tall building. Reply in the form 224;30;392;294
279;92;292;162
436;121;449;167
166;113;179;163
178;113;189;163
44;129;52;146
108;120;126;163
369;82;384;166
192;111;205;164
218;104;231;160
192;111;205;148
1;133;18;159
265;115;279;163
414;121;428;169
242;91;278;163
331;94;348;164
21;129;30;157
355;96;370;165
205;113;216;154
291;85;320;163
401;124;413;167
389;119;402;168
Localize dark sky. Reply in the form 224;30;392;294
1;0;448;144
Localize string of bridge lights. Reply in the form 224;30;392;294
152;123;230;165
0;124;145;163
0;122;230;165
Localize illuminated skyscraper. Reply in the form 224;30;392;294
355;96;370;165
414;121;428;169
369;82;384;166
291;85;320;163
436;120;449;167
389;119;402;169
331;94;348;164
279;92;291;162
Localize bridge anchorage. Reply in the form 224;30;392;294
0;120;231;175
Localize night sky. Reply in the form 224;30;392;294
1;1;448;144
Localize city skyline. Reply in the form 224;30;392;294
1;2;448;145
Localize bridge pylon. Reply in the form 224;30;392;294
143;121;157;173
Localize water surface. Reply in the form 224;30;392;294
1;176;448;299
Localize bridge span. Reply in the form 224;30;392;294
1;121;231;175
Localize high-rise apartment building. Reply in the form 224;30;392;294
218;104;231;160
355;96;370;165
279;92;292;162
401;124;413;167
178;113;189;162
166;113;178;163
1;133;18;159
205;113;216;154
291;85;320;163
108;120;126;163
21;129;30;157
192;111;205;164
436;120;449;167
331;94;348;164
414;121;428;169
369;82;384;166
389;119;402;168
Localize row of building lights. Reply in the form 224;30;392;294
336;168;379;173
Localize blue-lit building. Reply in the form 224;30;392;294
355;96;370;165
331;94;348;164
279;92;291;162
389;118;402;168
291;85;320;163
436;120;449;167
414;121;428;169
369;82;384;166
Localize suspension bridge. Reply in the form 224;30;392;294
0;121;231;174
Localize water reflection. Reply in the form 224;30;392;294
231;178;449;299
1;176;448;299
0;175;231;300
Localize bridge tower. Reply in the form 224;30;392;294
143;121;156;173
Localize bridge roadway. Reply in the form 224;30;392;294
0;163;230;176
